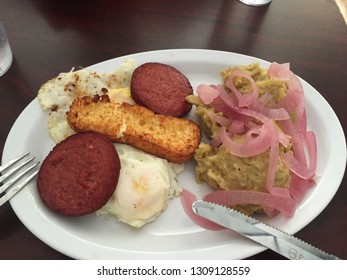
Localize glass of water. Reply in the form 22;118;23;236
0;22;13;76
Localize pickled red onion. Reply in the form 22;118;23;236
249;100;290;121
197;84;219;104
266;130;291;197
228;120;244;135
268;62;290;78
220;126;271;157
289;174;315;203
203;190;298;218
281;151;315;179
270;62;306;135
180;189;225;230
305;131;317;171
207;111;231;128
225;69;259;107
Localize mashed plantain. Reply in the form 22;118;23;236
188;63;292;215
195;144;290;192
220;63;287;104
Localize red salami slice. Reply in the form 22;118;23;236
37;132;120;216
130;62;193;117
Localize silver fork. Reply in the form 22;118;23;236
0;152;40;206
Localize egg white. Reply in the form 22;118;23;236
38;59;137;143
97;143;184;228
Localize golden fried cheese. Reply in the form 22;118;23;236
67;94;201;164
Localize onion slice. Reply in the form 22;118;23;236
179;189;225;230
220;126;271;157
305;131;317;171
197;84;219;104
281;151;315;179
207;111;231;128
249;100;290;121
226;70;259;107
203;190;298;218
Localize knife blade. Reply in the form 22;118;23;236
192;200;341;260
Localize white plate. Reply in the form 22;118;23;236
2;49;346;259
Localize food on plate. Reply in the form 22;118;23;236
186;62;316;218
37;59;137;143
97;143;184;228
193;144;291;215
131;62;193;117
36;59;196;227
37;132;121;216
67;94;201;164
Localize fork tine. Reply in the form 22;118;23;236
0;169;39;207
0;156;35;184
0;152;30;173
0;161;40;195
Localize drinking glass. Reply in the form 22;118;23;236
0;22;13;76
238;0;272;6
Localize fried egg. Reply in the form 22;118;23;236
38;59;137;143
97;143;184;228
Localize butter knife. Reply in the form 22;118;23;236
192;200;341;260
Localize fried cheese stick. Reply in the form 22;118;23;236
67;95;201;164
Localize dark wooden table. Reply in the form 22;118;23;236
0;0;346;260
